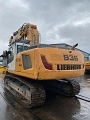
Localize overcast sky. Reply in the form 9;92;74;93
0;0;90;54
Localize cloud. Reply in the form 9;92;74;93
0;0;90;54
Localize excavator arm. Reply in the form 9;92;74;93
9;23;40;46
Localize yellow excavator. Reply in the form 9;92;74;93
0;23;85;108
0;58;7;74
85;61;90;73
0;66;6;74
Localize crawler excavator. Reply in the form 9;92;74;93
85;61;90;73
0;23;85;108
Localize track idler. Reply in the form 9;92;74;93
42;79;80;97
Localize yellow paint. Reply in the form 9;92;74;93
8;47;85;80
9;23;39;46
85;61;90;70
0;66;6;74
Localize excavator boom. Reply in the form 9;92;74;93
9;23;40;46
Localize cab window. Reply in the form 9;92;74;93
17;45;29;53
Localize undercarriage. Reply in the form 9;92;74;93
4;72;80;108
4;74;46;108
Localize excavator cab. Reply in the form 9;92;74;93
8;42;30;70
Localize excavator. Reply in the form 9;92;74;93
0;23;85;108
0;58;7;74
85;61;90;73
0;66;6;74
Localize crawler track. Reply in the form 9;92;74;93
4;75;46;108
4;72;87;109
41;78;80;97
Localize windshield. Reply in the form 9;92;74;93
17;45;29;53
